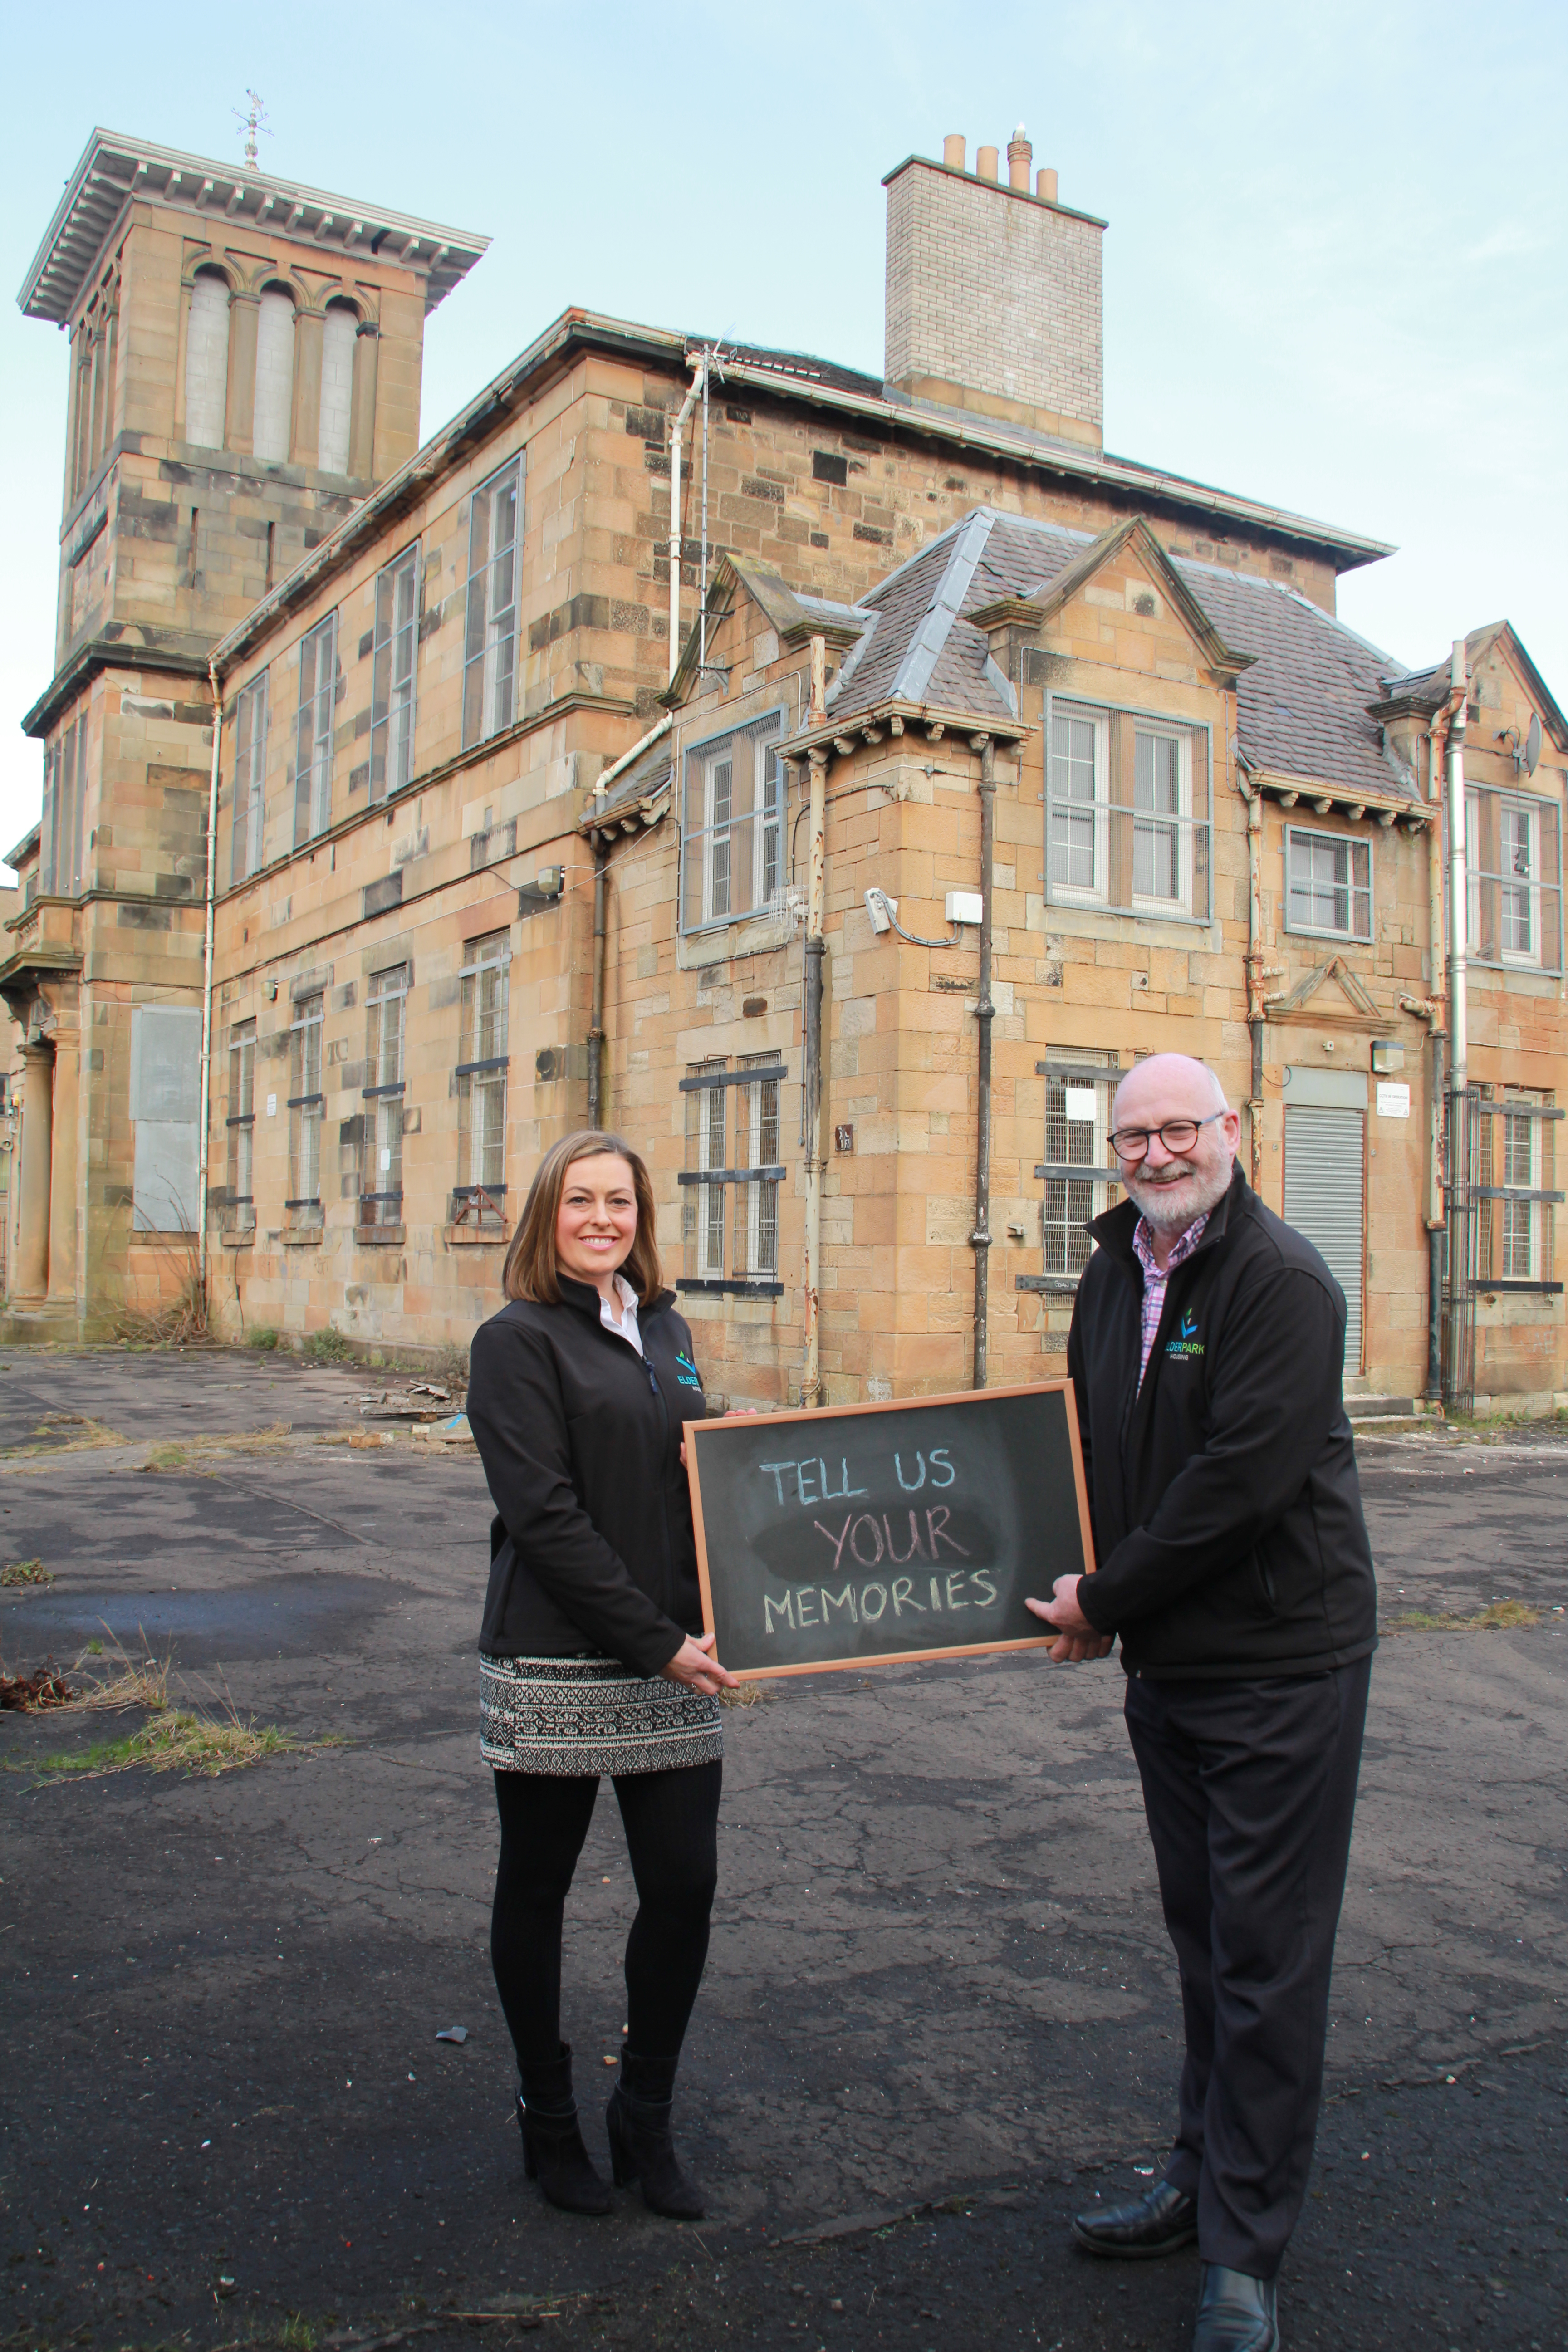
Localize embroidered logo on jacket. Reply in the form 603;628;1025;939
1166;1309;1204;1361
673;1350;704;1391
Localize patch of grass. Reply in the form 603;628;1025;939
1384;1598;1541;1632
137;1442;212;1475
1;1416;126;1461
719;1680;779;1708
280;2315;317;2352
248;1324;282;1351
12;1703;311;1782
303;1327;353;1364
0;1558;52;1588
136;1421;293;1474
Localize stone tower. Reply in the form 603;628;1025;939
1;127;487;1328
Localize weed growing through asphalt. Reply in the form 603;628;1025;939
0;1558;53;1588
136;1421;293;1473
2;1414;126;1460
1384;1599;1541;1632
303;1328;353;1363
248;1324;282;1350
21;1708;302;1780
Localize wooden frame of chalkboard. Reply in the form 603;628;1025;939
684;1382;1095;1680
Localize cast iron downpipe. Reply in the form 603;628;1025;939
800;737;828;1409
587;838;608;1128
196;654;225;1317
970;736;995;1388
1442;640;1470;1406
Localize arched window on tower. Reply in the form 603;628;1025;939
184;270;230;450
317;302;356;476
253;286;297;463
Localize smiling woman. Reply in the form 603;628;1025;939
466;1128;737;2225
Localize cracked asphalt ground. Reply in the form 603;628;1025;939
2;1350;1566;2352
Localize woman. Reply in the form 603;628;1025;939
467;1129;738;2220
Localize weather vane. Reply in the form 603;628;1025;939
233;90;271;170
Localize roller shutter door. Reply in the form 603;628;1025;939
1283;1104;1364;1372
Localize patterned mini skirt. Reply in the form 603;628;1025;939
480;1652;724;1777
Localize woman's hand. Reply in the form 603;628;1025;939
661;1632;740;1695
679;1404;758;1470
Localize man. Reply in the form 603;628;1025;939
1028;1054;1376;2352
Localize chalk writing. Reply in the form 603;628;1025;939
760;1568;1002;1635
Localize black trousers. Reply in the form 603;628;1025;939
1124;1657;1371;2280
490;1761;721;2071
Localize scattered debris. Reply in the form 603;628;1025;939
348;1431;397;1450
0;1664;77;1711
409;1412;476;1450
358;1382;455;1424
435;2025;469;2043
0;1558;53;1588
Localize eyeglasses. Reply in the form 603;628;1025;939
1109;1111;1226;1163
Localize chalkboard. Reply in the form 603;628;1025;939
684;1382;1094;1680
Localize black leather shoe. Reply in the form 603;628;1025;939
1192;2264;1279;2352
1072;2179;1197;2258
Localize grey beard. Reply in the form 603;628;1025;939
1125;1156;1234;1235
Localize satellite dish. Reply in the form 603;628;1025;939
1523;710;1542;777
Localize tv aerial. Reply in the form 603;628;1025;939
1499;711;1542;778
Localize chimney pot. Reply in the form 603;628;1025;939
976;144;999;182
1007;127;1032;190
942;132;966;171
1036;165;1058;204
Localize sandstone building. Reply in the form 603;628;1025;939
6;122;1564;1415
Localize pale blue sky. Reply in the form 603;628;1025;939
4;0;1564;872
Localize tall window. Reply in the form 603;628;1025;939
287;994;325;1226
231;672;269;882
1285;827;1372;941
226;1020;256;1235
42;721;85;897
681;713;784;931
184;270;230;450
253;288;296;464
1039;1052;1122;1279
681;1054;785;1290
294;613;338;844
1477;1090;1557;1287
1464;781;1563;972
1045;701;1208;919
372;545;420;801
462;457;521;747
318;303;356;475
360;966;407;1233
455;933;509;1230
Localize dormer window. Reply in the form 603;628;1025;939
1045;698;1209;921
681;711;784;932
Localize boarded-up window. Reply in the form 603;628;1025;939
253;288;296;464
129;1005;202;1232
184;270;230;450
318;303;356;475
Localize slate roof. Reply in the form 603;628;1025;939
583;733;672;838
818;506;1419;803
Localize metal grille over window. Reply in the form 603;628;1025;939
361;967;407;1232
455;933;509;1230
294;613;337;844
679;1054;788;1295
1464;783;1563;972
1474;1088;1561;1292
1031;1054;1122;1284
681;713;784;931
1045;698;1210;921
462;457;521;748
371;544;419;802
231;673;269;882
287;995;325;1226
1285;827;1372;941
226;1020;256;1234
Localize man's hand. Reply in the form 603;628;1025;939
1025;1575;1115;1665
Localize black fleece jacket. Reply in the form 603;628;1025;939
468;1279;708;1677
1070;1166;1377;1680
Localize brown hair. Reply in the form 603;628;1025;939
502;1129;664;1306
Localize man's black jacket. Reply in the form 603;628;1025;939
468;1279;709;1677
1070;1166;1377;1680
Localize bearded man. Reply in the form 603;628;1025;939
1028;1054;1377;2352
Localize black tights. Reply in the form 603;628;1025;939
490;1761;721;2068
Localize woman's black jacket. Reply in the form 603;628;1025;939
1070;1165;1377;1680
468;1279;708;1677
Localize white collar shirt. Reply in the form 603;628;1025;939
598;1273;643;1357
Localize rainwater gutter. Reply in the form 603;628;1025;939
1413;677;1463;1400
1236;758;1267;1191
196;654;224;1315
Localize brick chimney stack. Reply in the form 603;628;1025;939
882;128;1105;452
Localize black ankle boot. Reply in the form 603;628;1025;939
517;2041;611;2215
606;2051;705;2218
